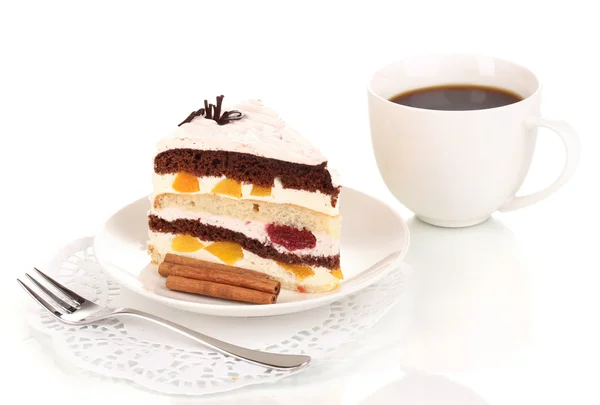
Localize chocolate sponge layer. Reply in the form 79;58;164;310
149;215;340;269
154;149;340;206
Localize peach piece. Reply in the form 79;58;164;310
172;172;200;193
278;263;315;281
205;242;244;265
212;178;242;198
250;184;272;197
171;235;205;252
331;269;344;280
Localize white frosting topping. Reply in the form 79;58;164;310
157;100;328;166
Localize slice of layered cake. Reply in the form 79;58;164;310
148;96;342;293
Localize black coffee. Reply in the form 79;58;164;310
389;85;523;111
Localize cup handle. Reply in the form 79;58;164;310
499;118;581;212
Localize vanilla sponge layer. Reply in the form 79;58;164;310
153;193;341;238
149;232;340;293
153;173;339;216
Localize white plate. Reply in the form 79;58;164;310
94;187;409;317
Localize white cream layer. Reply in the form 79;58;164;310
157;100;331;167
152;173;339;216
149;231;339;292
150;207;339;257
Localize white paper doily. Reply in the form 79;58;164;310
27;237;412;396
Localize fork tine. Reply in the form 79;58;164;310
25;274;77;313
17;278;67;318
33;267;85;305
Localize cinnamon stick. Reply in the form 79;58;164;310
159;261;280;294
163;253;270;279
166;276;277;304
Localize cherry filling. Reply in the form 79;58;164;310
265;224;317;251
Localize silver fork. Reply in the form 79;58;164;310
17;268;310;370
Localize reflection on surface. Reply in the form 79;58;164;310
358;372;488;405
401;216;531;372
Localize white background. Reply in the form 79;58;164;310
2;0;600;404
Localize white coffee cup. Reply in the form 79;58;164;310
368;54;581;228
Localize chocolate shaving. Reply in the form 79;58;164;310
204;100;211;119
178;95;245;126
214;95;223;120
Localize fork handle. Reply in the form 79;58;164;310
112;308;310;370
